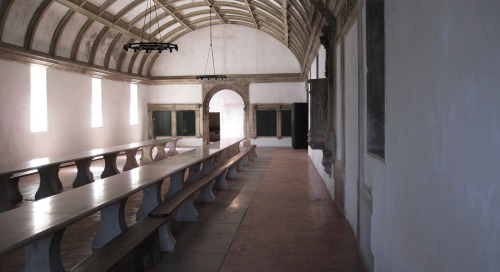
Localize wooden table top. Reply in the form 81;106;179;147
0;138;243;256
0;137;179;177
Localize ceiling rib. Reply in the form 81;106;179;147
70;18;93;61
281;0;289;47
243;0;259;29
24;0;52;51
104;33;123;68
152;0;195;32
89;26;110;65
204;0;226;24
49;10;75;56
55;0;147;42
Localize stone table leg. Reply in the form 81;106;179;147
73;158;95;188
8;177;23;204
140;145;154;166
92;199;127;249
0;174;14;212
123;148;139;171
24;229;65;272
154;143;168;161
166;139;179;156
164;169;186;199
35;164;62;200
176;163;201;222
226;165;238;180
136;181;162;220
197;158;215;203
101;152;120;178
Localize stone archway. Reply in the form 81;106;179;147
202;83;250;144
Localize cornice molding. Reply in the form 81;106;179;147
0;44;305;85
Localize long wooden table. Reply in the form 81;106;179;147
0;138;243;272
0;137;181;212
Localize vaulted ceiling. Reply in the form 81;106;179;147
0;0;334;81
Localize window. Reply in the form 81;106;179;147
176;110;196;136
366;0;385;159
251;104;292;139
30;65;47;132
147;104;201;139
257;110;277;136
91;78;102;128
130;83;138;125
152;110;172;136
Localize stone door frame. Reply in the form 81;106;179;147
202;83;250;144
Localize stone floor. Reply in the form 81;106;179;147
0;147;366;272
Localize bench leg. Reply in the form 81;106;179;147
242;155;250;166
35;164;62;201
176;197;199;222
92;199;128;249
154;143;168;161
197;182;215;203
73;158;95;188
158;219;176;252
176;163;201;222
140;145;154;165
213;170;228;190
24;228;65;272
8;176;23;204
0;174;14;212
164;169;185;199
101;152;120;178
252;147;258;158
226;165;238;180
136;230;161;268
123;148;140;171
166;139;179;156
248;151;255;161
136;181;163;220
236;160;245;172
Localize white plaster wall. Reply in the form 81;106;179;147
0;59;148;164
151;24;300;76
344;21;359;234
308;147;335;199
251;137;292;147
148;84;202;104
371;1;500;271
250;82;306;104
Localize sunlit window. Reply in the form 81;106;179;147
30;65;48;132
91;78;102;128
130;83;138;125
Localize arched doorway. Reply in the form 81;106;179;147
202;84;250;144
209;90;245;141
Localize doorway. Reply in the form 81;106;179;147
209;112;221;142
208;89;245;140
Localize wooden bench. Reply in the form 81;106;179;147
70;145;256;272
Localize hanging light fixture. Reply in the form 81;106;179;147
123;0;178;54
196;5;227;80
